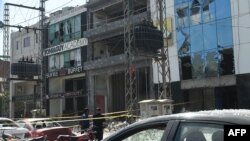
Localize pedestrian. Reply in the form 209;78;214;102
93;107;105;141
80;108;90;133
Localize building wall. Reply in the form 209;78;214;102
10;23;41;118
231;0;250;74
46;6;88;116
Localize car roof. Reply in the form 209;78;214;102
135;109;250;125
0;117;13;120
19;118;52;122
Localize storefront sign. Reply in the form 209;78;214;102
43;38;88;56
46;66;84;78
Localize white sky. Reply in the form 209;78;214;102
0;0;87;55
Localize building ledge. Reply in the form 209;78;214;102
84;54;147;71
83;12;147;39
181;75;236;89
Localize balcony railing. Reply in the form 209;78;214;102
84;54;146;70
83;12;147;38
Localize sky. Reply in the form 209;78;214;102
0;0;87;56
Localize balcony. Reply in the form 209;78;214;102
83;12;147;39
84;54;146;70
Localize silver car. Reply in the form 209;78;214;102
0;117;29;139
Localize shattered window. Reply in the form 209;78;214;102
192;53;204;79
177;27;190;55
205;50;219;77
121;124;166;141
191;0;200;15
180;55;192;80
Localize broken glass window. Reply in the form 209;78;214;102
205;50;218;77
191;0;200;15
192;52;204;79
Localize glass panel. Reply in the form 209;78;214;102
64;51;70;68
74;15;81;33
201;0;215;23
48;24;55;46
121;124;166;141
205;50;219;77
55;54;60;70
190;25;203;53
216;18;233;48
70;17;75;38
59;53;64;68
75;48;82;66
176;27;190;55
215;0;231;20
203;21;217;50
49;55;55;72
192;52;204;79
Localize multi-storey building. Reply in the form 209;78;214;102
171;0;250;111
10;22;42;118
44;6;88;116
83;0;177;113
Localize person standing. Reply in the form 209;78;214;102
80;108;90;133
93;108;105;141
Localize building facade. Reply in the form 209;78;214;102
84;0;157;113
10;22;42;118
171;0;250;112
44;6;88;116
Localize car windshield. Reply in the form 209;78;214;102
0;120;19;128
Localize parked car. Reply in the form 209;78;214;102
103;109;250;141
16;118;74;141
0;117;29;139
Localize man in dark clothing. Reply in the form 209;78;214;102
93;108;105;141
80;108;90;133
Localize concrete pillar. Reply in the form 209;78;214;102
106;74;112;112
149;62;155;99
88;73;95;113
9;80;14;118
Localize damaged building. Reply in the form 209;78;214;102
172;0;250;111
83;0;168;113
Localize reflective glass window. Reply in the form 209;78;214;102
203;21;217;50
216;18;233;48
215;0;231;19
190;25;203;53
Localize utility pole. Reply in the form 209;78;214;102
39;0;46;115
124;0;137;122
157;0;171;99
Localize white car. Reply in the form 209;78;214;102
0;117;29;139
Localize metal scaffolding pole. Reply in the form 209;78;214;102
156;0;172;99
124;0;137;122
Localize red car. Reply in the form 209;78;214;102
16;118;75;141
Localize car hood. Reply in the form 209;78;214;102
0;127;29;139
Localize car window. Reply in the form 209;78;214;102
112;123;167;141
0;120;18;127
32;120;61;129
174;122;224;141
